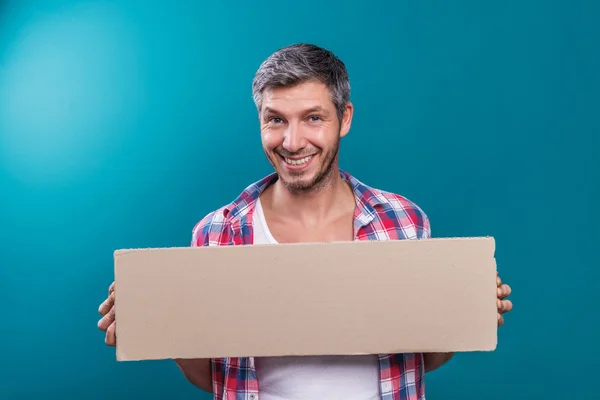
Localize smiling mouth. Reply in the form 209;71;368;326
283;155;313;166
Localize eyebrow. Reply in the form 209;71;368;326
262;106;329;117
262;107;281;116
303;106;328;115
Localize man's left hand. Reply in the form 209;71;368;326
497;272;512;327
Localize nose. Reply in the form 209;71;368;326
282;122;306;153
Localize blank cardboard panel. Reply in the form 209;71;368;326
114;237;498;361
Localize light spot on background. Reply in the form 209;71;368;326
0;3;146;184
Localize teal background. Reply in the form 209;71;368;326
1;0;598;398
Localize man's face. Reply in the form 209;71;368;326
259;80;353;193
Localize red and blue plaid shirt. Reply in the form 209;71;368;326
191;170;431;400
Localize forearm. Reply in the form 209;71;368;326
423;352;454;372
174;358;213;392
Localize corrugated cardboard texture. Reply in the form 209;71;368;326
114;237;498;361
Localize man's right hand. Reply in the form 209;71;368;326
98;281;116;346
96;280;212;392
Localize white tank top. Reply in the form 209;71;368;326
252;198;381;400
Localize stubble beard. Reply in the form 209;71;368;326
265;135;341;195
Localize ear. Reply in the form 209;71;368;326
339;102;354;138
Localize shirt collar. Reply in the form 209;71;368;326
222;170;385;226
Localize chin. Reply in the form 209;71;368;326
280;180;316;194
281;171;334;194
279;172;312;186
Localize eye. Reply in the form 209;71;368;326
308;115;321;122
269;117;283;124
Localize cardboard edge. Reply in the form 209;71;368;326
111;236;497;254
114;248;141;258
116;348;126;362
113;249;134;361
489;236;499;352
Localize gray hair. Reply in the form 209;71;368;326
252;43;351;121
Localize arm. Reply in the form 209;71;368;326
417;211;455;373
413;209;513;374
424;276;513;372
174;358;213;392
98;288;214;391
423;352;454;373
172;209;229;392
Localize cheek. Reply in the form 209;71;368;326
305;125;335;148
261;128;282;150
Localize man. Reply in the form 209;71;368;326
98;43;513;400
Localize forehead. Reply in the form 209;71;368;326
261;80;334;114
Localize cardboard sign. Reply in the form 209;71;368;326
113;237;498;361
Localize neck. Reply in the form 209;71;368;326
267;168;355;223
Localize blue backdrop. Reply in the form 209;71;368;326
1;1;598;399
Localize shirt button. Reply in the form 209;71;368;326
249;395;257;400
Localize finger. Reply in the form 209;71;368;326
108;281;115;295
98;294;114;316
105;320;116;347
497;284;510;299
497;284;511;299
497;274;502;287
498;313;504;327
98;305;115;331
98;305;115;332
499;299;513;314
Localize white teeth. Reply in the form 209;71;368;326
285;155;312;166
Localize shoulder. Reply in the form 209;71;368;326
347;171;431;239
190;173;277;247
190;205;233;247
375;189;431;238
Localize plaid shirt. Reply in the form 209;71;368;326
191;170;431;400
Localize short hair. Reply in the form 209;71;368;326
252;43;351;121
